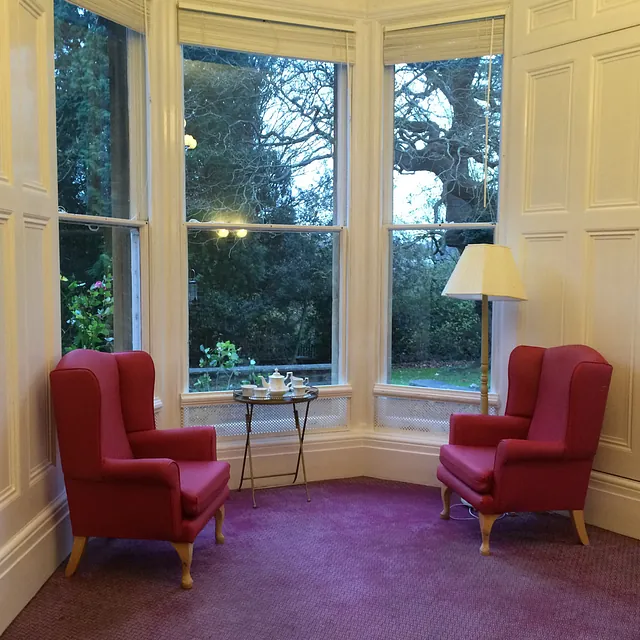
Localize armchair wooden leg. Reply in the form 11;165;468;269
479;513;500;556
214;505;225;545
440;486;452;520
171;542;194;590
570;510;590;546
65;536;88;577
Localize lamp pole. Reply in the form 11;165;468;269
480;294;489;415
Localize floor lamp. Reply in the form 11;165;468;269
442;244;527;415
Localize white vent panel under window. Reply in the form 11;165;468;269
375;395;497;434
182;396;348;437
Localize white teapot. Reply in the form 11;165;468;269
258;369;291;394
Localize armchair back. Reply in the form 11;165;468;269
504;345;545;419
527;345;612;458
50;350;133;480
114;351;156;434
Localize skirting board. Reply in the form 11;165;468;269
361;434;640;540
585;471;640;540
361;432;442;486
220;430;640;541
217;429;444;490
0;495;72;635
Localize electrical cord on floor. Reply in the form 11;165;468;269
449;503;478;520
449;503;510;521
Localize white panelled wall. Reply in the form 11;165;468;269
2;0;640;633
0;0;70;632
504;0;640;540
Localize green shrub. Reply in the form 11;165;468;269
193;341;257;391
60;272;114;353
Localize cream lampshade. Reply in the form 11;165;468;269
442;244;527;414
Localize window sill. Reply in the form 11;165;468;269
373;382;499;407
180;384;353;406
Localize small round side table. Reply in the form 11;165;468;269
232;387;319;508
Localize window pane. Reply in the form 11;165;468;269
54;0;130;218
188;230;339;391
389;230;493;390
393;55;503;224
59;223;140;353
183;47;337;226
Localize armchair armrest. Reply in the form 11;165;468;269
493;440;586;513
128;427;217;462
495;439;566;467
101;458;180;488
449;414;530;446
81;458;183;540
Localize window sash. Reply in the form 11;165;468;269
383;17;504;65
58;221;143;352
384;226;496;388
182;59;347;228
184;222;347;392
58;212;147;228
186;227;343;391
55;11;147;222
184;222;343;233
65;0;147;33
178;8;355;64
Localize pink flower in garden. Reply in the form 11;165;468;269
91;281;105;290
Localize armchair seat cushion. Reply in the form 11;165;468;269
440;445;496;494
178;460;231;518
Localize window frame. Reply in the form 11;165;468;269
56;25;149;352
376;52;502;407
181;52;350;398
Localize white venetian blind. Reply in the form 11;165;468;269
66;0;147;32
383;17;504;65
178;6;355;64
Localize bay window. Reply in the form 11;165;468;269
53;0;506;434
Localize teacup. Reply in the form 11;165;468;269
241;384;257;397
291;384;308;397
253;387;268;398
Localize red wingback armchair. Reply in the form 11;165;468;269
437;345;612;556
50;349;230;589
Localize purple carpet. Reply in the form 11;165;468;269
5;478;640;640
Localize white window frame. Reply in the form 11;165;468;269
56;26;149;352
181;53;351;401
375;30;506;410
